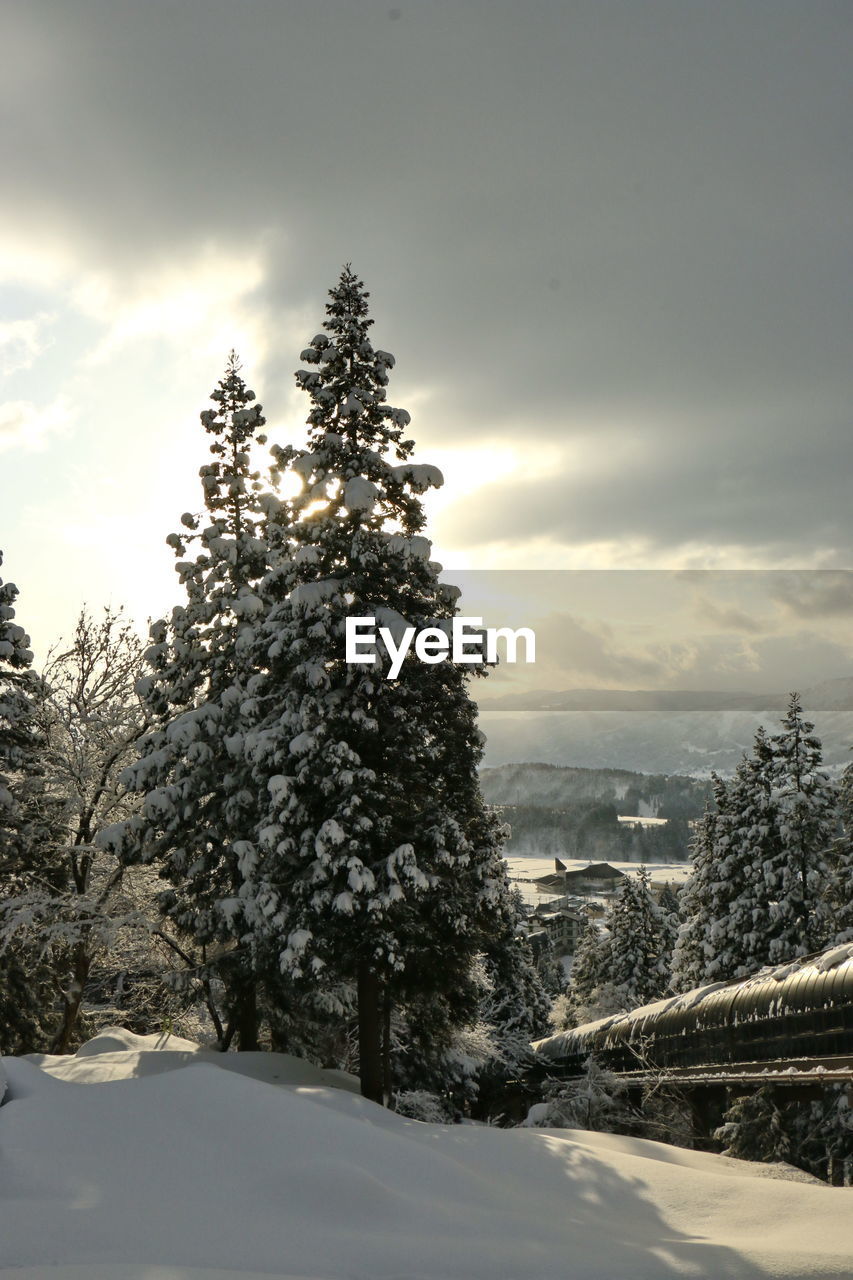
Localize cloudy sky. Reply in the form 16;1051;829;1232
455;569;853;697
2;2;852;681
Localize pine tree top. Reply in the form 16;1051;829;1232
293;265;415;454
0;552;34;673
273;265;443;548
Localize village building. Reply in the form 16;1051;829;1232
533;861;626;897
526;898;587;955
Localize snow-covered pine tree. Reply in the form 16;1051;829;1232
534;931;567;999
764;694;839;960
674;708;841;990
786;1084;853;1184
474;891;553;1114
563;910;610;1026
657;882;680;919
530;1055;633;1133
605;867;669;1011
703;734;781;981
673;751;778;990
0;552;37;837
0;554;62;1051
827;761;853;944
714;1087;792;1166
675;750;772;988
482;929;552;1051
561;875;673;1030
100;356;281;1049
671;794;721;990
239;266;513;1102
657;881;680;963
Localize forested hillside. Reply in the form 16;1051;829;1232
481;761;711;814
481;763;710;860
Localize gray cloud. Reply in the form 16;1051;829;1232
483;602;853;698
3;1;852;563
692;598;768;636
520;612;676;687
769;572;853;618
447;569;853;696
438;408;853;560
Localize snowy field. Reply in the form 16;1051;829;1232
1;1029;851;1279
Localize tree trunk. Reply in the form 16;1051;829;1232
382;988;392;1108
51;940;91;1054
358;962;383;1104
235;982;259;1051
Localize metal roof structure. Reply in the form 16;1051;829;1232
533;943;853;1074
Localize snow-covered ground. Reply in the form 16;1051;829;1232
1;1028;851;1279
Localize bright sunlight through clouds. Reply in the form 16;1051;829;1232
2;2;851;659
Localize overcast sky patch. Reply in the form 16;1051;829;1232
2;1;851;651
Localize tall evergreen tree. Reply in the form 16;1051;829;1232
0;554;61;1051
674;704;841;990
670;795;721;991
559;871;670;1027
564;911;610;1026
563;872;668;1033
827;761;853;944
707;736;780;980
765;694;839;959
100;356;280;1048
605;867;669;1010
0;553;37;837
534;931;567;1000
657;883;680;919
656;882;680;972
674;753;779;989
239;266;513;1102
475;892;553;1112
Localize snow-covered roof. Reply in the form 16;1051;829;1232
534;941;853;1060
505;855;692;888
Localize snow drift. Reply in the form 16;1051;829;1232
1;1028;851;1279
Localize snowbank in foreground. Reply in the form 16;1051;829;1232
1;1029;851;1280
20;1025;360;1092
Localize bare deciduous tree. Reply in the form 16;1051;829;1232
1;607;150;1050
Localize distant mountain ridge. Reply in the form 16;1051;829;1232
475;678;853;776
480;761;708;810
477;676;853;714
